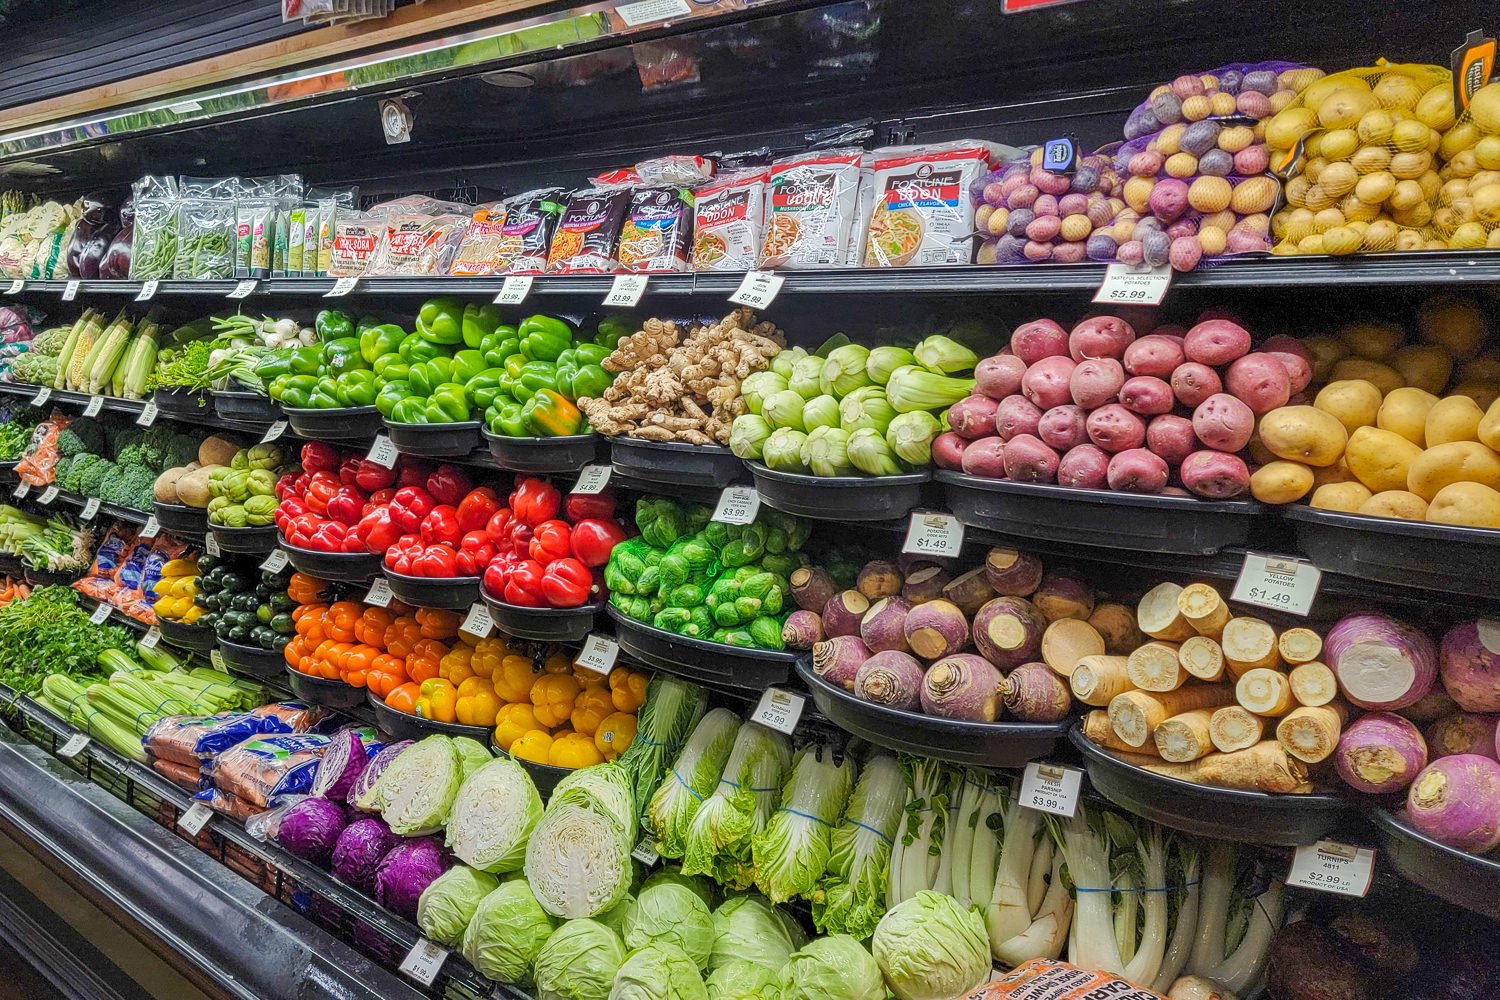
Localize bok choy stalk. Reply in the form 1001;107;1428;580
752;744;856;904
1185;840;1284;996
1059;804;1172;987
811;754;906;938
645;707;740;858
984;782;1071;966
680;721;792;890
886;757;957;906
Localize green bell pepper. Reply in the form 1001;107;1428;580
389;397;428;424
315;309;355;343
425;383;471;422
465;369;506;410
359;322;406;365
513;361;558;403
372;354;409;382
415;298;464;344
452;349;488;385
322;337;366;375
274;374;318;408
409;357;455;398
522;388;584;436
334;369;381;407
485;397;528;437
398;333;448;366
376;379;412;417
461;303;502;349
518;315;572;362
569;363;611;400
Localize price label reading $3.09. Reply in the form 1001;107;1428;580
902;511;964;558
1287;840;1375;898
1019;761;1083;817
753;687;806;736
1231;552;1321;617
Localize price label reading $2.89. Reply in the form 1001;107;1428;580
1019;761;1082;817
1287;840;1375;897
903;511;964;557
1231;552;1321;617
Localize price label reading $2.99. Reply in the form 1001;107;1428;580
753;687;806;736
902;511;964;557
1231;552;1321;617
1019;761;1082;817
1287;840;1375;897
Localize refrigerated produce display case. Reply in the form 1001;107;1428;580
1;1;1499;998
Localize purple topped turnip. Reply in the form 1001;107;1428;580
1406;754;1500;853
812;635;871;690
854;650;926;711
921;653;1003;722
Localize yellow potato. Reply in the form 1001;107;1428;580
1310;482;1374;512
1406;441;1500;501
1376;387;1440;446
1337;321;1405;360
1424;395;1484;446
1314;379;1382;435
1477;397;1500;451
1426;481;1500;529
1331;357;1405;395
1387;344;1453;395
1359;490;1429;520
1311;455;1357;489
1258;406;1349;466
1250;461;1315;504
1345;426;1424;492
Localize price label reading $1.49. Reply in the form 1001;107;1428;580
729;270;785;309
753;687;806;736
399;938;448;986
494;275;533;305
1093;262;1172;306
1231;552;1321;617
575;634;619;675
1019;761;1083;817
714;486;760;525
1287;840;1375;898
903;511;965;558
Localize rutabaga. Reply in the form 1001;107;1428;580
680;723;792;890
887;757;957;906
446;757;544;873
811;754;906;938
752;746;857;904
646;708;742;858
984;785;1070;967
1185;840;1285;996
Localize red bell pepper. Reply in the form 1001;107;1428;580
415;544;459;577
389;486;436;533
503;559;547;606
426;464;475;506
510;477;560;527
485;508;514;549
541;557;595;608
300;442;341;475
356;507;402;553
420;505;463;548
456;487;500;534
353;459;397;492
529;519;573;564
326;486;368;527
395;456;436;488
564;492;617;522
569;517;628;567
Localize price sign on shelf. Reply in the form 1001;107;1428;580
11;482;27;500
57;733;90;759
228;279;258;299
140;626;162;650
178;802;213;836
325;276;359;298
1093;263;1172;306
902;511;965;558
364;578;393;608
572;464;612;495
632;838;661;866
136;279;159;301
140;515;160;538
83;395;104;417
204;533;221;557
261;549;289;573
729;270;785;309
1232;552;1321;617
62;279;80;301
460;603;494;639
399;938;448;986
38;485;57;505
261;420;288;444
4;280;22;295
137;399;159;427
30;386;50;407
494;275;533;305
753;687;806;735
89;602;112;625
80;497;101;521
210;649;227;672
1019;761;1083;817
575;634;620;676
1287;840;1375;897
367;434;399;469
713;486;760;526
603;274;648;308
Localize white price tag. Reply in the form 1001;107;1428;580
210;649;227;672
752;687;806;735
57;733;90;759
575;634;620;675
11;481;27;499
261;419;288;443
1093;263;1172;306
902;511;965;558
228;279;258;299
572;464;612;495
204;533;221;557
140;626;162;650
135;279;159;301
728;270;785;309
325;276;358;298
460;603;494;639
62;279;80;301
399;938;448;986
178;802;213;836
1019;761;1083;817
136;399;159;426
632;838;661;865
261;549;289;573
1287;840;1375;897
38;485;58;505
30;386;50;407
1231;552;1321;617
140;515;160;539
89;602;112;625
603;274;648;308
494;275;533;305
4;280;22;295
364;577;393;607
713;486;761;525
83;395;104;417
367;434;399;469
80;497;100;521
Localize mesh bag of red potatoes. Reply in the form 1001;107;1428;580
1124;60;1319;140
973;149;1125;265
1268;61;1453;255
1430;80;1500;248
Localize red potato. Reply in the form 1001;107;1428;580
1001;434;1060;483
1192;393;1255;452
1070;357;1126;409
960;436;1007;478
947;394;1001;440
994;394;1044;441
1183;318;1252;366
1123;334;1187;378
1038;405;1089;450
1146;414;1199;464
1010;318;1070;365
1069;315;1137;361
1225;352;1292;414
1171;362;1223;407
1119;375;1176;415
1058;444;1111;489
1086;403;1147;453
1106;448;1170;493
1022;355;1078;410
1180;449;1252;498
932;431;969;471
975;355;1028;400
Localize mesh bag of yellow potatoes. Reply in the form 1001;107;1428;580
1268;61;1454;256
1430;81;1500;248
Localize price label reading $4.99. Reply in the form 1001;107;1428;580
1287;840;1375;898
903;511;964;558
1019;761;1082;817
1231;552;1321;617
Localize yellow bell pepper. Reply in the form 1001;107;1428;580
416;677;459;723
510;729;553;764
609;667;648;713
495;654;540;703
530;673;581;728
550;732;604;769
543;650;573;675
595;711;637;761
470;637;509;679
570;684;614;737
439;645;475;685
455;677;502;727
493;703;541;751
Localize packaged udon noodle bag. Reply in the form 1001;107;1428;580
975;148;1125;266
862;142;995;267
759;149;862;269
548;176;635;274
692;169;768;271
500;188;567;274
1124;60;1322;140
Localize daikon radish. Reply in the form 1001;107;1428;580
1277;627;1322;666
1288;661;1337;707
1127;641;1186;691
1236;668;1294;717
1118;741;1310;793
1154;709;1218;762
1177;583;1230;638
1083;709;1161;756
1179;635;1226;682
1138;582;1194;641
1276;704;1347;763
1040;618;1105;677
1109;685;1236;747
1221;617;1281;677
1070;654;1134;707
1209;706;1264;753
1088;602;1142;654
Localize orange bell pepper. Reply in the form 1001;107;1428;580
609;667;648;713
416;678;459;723
530;673;581;728
455;677;502;727
367;653;408;698
355;607;395;647
594;711;637;761
286;572;327;605
384;616;422;658
406;638;448;684
415;607;461;639
386;682;420;714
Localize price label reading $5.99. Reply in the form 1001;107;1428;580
1019;761;1082;817
1231;552;1321;617
1287;840;1375;898
902;511;964;558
